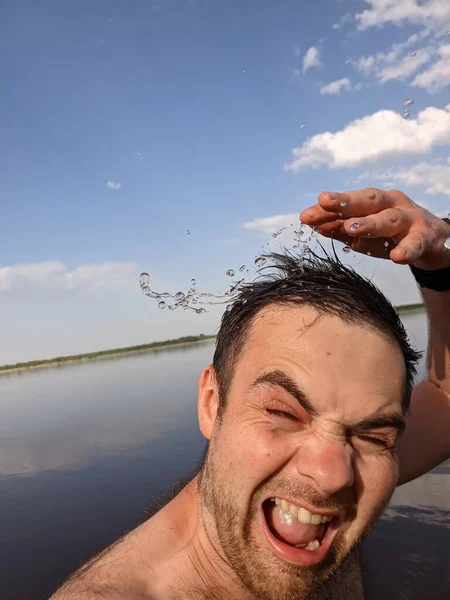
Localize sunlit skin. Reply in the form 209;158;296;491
130;303;407;600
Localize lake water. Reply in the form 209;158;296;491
0;311;448;599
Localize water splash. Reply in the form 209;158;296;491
410;51;417;57
137;153;143;159
186;229;191;235
402;109;410;119
140;222;321;314
300;124;306;129
404;98;414;107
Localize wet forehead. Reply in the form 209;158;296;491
237;304;405;418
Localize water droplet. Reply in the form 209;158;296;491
226;269;235;277
139;272;150;286
254;257;267;267
338;213;343;218
272;233;278;238
447;31;450;36
444;237;450;250
340;201;347;207
226;304;233;312
342;246;351;254
384;241;390;248
175;292;185;300
137;153;143;159
242;69;247;74
410;51;417;57
367;251;372;256
186;229;191;235
158;301;166;309
349;223;360;233
403;109;410;119
196;308;207;314
404;98;414;107
345;60;351;65
191;278;196;286
239;265;246;272
168;305;176;311
300;124;306;129
246;269;250;274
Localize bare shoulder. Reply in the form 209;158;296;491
50;521;157;600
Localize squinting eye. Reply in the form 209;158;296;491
266;409;298;421
355;435;390;449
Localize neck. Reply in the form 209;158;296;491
150;477;253;600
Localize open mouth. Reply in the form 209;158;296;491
261;498;340;567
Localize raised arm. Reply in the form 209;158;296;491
300;188;450;485
396;285;450;485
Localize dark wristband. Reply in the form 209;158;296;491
408;218;450;291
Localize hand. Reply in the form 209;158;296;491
300;188;450;271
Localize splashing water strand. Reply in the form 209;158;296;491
140;224;321;314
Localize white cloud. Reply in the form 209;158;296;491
303;47;321;73
355;32;434;84
0;261;136;300
356;0;450;33
106;180;122;190
285;104;450;171
333;12;353;30
243;213;298;234
371;157;450;197
412;44;450;91
320;77;353;95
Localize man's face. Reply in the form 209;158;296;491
199;305;406;600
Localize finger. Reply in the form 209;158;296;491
318;188;394;218
315;224;397;258
342;207;411;239
390;231;429;265
300;205;338;226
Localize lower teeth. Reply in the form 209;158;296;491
305;539;320;551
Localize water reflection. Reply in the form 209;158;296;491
0;340;213;476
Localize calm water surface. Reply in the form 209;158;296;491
0;311;448;599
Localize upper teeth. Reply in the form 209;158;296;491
271;498;333;525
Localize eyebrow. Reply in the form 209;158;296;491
249;369;405;434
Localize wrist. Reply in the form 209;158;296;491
409;218;450;291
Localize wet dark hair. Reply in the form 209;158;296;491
212;249;422;417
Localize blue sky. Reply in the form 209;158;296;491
1;0;450;364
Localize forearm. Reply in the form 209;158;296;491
422;286;450;396
397;286;450;485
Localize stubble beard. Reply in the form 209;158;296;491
197;445;368;600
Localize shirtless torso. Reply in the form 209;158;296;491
50;478;364;600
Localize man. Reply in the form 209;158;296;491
51;188;450;600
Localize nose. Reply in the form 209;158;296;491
295;433;354;495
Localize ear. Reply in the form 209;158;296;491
198;365;220;440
